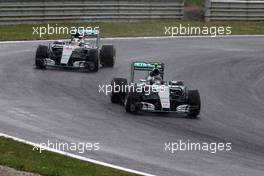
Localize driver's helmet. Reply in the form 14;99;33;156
150;68;160;77
72;38;80;46
147;68;162;85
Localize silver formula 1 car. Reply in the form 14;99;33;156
110;61;201;118
35;29;115;72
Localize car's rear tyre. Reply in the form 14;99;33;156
111;78;127;103
100;45;115;67
124;92;140;113
35;45;48;69
89;49;99;72
187;90;201;118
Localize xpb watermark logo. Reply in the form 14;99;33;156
98;82;166;96
32;139;100;154
164;24;232;37
32;24;99;37
164;140;232;154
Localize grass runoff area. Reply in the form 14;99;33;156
0;136;138;176
185;0;204;8
0;0;264;41
0;20;264;41
0;0;263;40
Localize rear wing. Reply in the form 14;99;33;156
75;28;99;36
72;28;100;47
130;61;165;82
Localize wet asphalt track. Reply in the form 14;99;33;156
0;36;264;176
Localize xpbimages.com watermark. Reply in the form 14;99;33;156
32;140;100;153
98;83;167;96
164;24;232;37
32;24;99;37
164;140;232;154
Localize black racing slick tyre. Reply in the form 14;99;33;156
124;92;140;113
35;45;48;69
110;78;127;103
89;49;99;72
100;45;116;67
187;90;201;118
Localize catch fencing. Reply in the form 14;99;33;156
0;0;185;24
205;0;264;21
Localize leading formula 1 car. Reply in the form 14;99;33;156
110;61;201;118
35;29;115;72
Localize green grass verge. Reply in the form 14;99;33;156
185;0;204;8
0;20;264;41
0;136;138;176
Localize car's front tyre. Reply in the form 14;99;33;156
35;45;48;69
124;92;140;113
110;78;127;103
100;45;116;67
187;90;201;118
89;49;99;72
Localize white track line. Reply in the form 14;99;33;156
0;132;156;176
0;35;264;44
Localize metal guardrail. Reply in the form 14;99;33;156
205;0;264;21
0;0;184;24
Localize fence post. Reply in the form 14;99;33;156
204;0;211;22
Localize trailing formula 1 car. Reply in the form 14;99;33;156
110;61;201;118
35;29;115;72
